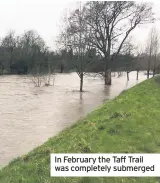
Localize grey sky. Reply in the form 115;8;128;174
0;0;159;51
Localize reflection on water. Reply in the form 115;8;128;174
0;71;147;166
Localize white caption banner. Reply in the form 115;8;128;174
50;153;160;177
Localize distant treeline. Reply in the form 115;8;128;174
0;30;160;76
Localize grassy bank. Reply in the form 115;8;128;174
1;76;160;183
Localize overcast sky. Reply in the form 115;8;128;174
0;0;159;50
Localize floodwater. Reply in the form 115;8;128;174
0;71;147;167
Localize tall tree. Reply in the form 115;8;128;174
67;2;95;92
146;27;159;78
84;1;154;85
151;28;159;77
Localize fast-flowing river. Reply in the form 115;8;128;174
0;71;147;167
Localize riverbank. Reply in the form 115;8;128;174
0;76;160;183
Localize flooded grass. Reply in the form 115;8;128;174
0;76;160;183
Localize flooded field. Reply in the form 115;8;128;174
0;71;147;166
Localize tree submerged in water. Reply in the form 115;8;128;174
60;1;154;89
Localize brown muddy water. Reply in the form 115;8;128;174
0;71;147;167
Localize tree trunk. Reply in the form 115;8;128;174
153;57;157;77
127;71;129;81
147;69;149;79
80;73;83;92
60;64;64;73
153;68;155;77
104;49;111;85
147;58;151;79
136;70;139;80
104;69;111;85
10;49;13;73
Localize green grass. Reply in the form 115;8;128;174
1;76;160;183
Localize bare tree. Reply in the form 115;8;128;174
56;10;70;73
66;2;95;92
83;1;154;85
124;41;135;81
146;30;153;79
146;27;159;78
152;28;159;77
